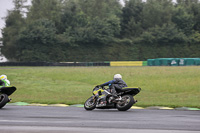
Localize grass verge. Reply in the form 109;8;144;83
1;66;199;108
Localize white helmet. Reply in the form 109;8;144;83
0;75;7;80
114;74;122;79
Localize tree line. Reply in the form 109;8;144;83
1;0;200;62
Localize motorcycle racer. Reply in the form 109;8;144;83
0;75;10;87
98;74;128;98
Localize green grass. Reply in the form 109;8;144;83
1;66;200;108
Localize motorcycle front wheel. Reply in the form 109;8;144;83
84;96;97;111
116;95;134;111
0;94;9;109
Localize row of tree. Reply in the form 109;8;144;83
1;0;200;62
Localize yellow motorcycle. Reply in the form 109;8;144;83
84;86;141;111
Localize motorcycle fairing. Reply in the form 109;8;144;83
0;86;16;96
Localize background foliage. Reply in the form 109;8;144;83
1;0;200;62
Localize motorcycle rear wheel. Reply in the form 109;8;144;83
116;95;134;111
84;96;96;111
0;94;9;109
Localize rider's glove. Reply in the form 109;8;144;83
96;85;100;88
96;84;103;88
100;84;104;87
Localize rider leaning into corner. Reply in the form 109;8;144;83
0;75;10;87
98;74;128;98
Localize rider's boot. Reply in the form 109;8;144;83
8;98;12;102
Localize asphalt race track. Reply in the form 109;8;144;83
0;105;200;133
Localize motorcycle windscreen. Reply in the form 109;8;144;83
0;86;16;96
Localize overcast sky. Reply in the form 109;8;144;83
0;0;32;38
0;0;14;38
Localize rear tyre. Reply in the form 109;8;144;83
116;95;134;111
0;94;9;109
84;96;96;111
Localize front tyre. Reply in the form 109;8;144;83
0;94;9;109
116;95;134;111
84;96;97;111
